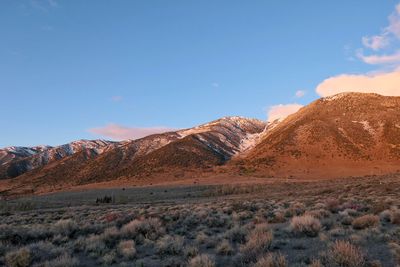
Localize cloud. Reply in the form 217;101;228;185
267;104;303;122
295;90;306;98
362;35;390;51
315;70;400;97
361;3;400;51
88;124;177;140
211;82;219;88
357;50;400;65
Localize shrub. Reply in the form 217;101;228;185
52;219;77;237
156;235;184;255
225;225;247;243
240;224;273;262
121;217;164;241
216;239;233;255
324;240;365;267
118;240;136;259
5;247;31;267
290;215;321;237
253;252;287;267
42;253;79;267
188;254;215;267
390;209;400;224
184;245;199;259
352;214;379;230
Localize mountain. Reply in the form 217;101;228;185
3;92;400;197
238;92;400;178
0;117;266;195
0;140;115;179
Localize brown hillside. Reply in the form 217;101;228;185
239;92;400;178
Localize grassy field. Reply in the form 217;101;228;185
1;175;400;266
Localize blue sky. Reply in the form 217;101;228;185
1;0;399;147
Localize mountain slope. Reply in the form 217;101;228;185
240;92;400;177
0;117;266;195
0;140;115;179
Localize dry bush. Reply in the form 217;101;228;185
188;254;215;267
184;245;199;259
389;242;400;264
290;215;321;237
389;208;400;224
52;219;77;237
324;240;365;267
352;214;379;230
121;217;165;240
325;199;341;213
240;223;273;262
156;235;184;255
5;247;31;267
118;240;136;259
309;259;322;267
195;232;208;245
82;234;106;256
252;252;287;267
216;239;233;255
224;225;248;243
42;253;79;267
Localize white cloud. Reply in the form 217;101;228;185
211;82;219;88
315;70;400;97
267;104;303;122
88;124;177;140
295;90;306;98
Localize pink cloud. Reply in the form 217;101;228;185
267;104;303;122
88;124;177;140
315;70;400;97
358;50;400;65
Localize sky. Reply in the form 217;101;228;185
1;0;400;147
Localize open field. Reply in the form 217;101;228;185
1;174;400;266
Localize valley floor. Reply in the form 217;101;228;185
1;174;400;266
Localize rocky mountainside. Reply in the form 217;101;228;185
0;140;115;179
239;92;400;177
3;93;400;197
0;117;266;195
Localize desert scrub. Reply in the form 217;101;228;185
224;225;248;243
253;252;287;267
41;253;79;267
188;254;215;267
352;214;379;230
323;240;365;267
52;219;77;237
216;239;233;255
118;240;136;259
156;235;184;255
240;223;273;262
121;217;165;241
290;215;321;237
5;247;31;267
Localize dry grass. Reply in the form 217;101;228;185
324;240;365;267
252;252;287;267
188;254;215;267
352;214;379;230
1;175;399;266
117;240;136;259
5;247;31;267
240;223;273;262
290;215;321;237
